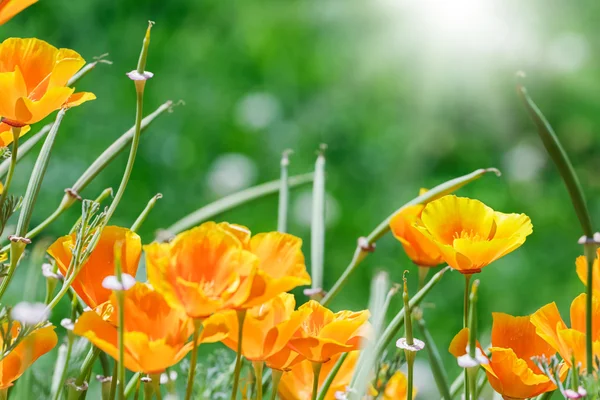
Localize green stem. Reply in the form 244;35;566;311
311;363;322;400
230;310;247;400
0;126;21;215
51;338;74;400
149;374;162;400
269;369;282;400
415;317;451;400
132;377;141;400
109;361;118;400
162;173;314;238
253;362;264;400
74;347;102;391
321;168;500;306
130;193;162;233
124;373;141;399
406;353;415;400
584;242;596;374
316;353;348;400
371;267;450;362
116;291;125;400
184;321;203;400
311;147;326;291
277;150;291;233
463;275;472;328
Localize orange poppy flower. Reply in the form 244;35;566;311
146;222;311;319
0;0;37;25
215;222;311;307
278;351;358;400
204;293;309;370
382;371;415;400
0;38;95;128
48;226;142;311
145;222;261;319
0;324;57;389
450;313;557;399
390;202;444;267
532;293;600;372
288;300;370;364
415;195;532;274
73;282;227;374
576;248;600;293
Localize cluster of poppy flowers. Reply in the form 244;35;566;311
0;1;597;399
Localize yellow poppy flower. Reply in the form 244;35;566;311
382;371;415;400
0;0;37;25
416;195;532;274
576;248;600;293
0;38;95;128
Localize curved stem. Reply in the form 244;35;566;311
269;370;282;400
0;127;20;215
406;354;415;400
230;310;247;400
184;321;203;400
124;373;141;398
253;362;264;400
311;363;322;400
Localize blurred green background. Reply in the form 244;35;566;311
4;0;600;397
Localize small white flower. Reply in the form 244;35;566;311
60;318;75;331
160;370;178;384
457;347;488;368
102;274;136;291
11;302;49;325
126;70;154;81
41;263;63;280
396;337;425;352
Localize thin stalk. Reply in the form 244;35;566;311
253;362;264;400
50;344;71;400
269;369;282;400
0;126;20;210
0;389;6;400
149;374;162;400
416;317;451;400
113;242;126;400
584;242;596;373
14;109;67;237
230;310;247;400
464;275;472;328
132;377;141;400
130;193;162;233
407;353;415;400
124;373;141;398
311;363;322;400
143;379;153;400
67;57;112;86
317;353;348;400
73;347;102;391
109;361;118;400
184;320;203;400
321;168;500;306
371;267;450;362
277;150;291;232
105;22;153;223
162;173;314;238
311;146;326;292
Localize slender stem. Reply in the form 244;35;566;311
253;362;264;400
116;291;125;400
277;150;291;233
317;353;348;400
0;388;7;400
143;379;153;400
162;173;314;238
132;377;141;400
463;275;472;328
311;363;322;400
415;317;451;400
0;126;20;215
584;242;596;374
406;354;414;400
311;147;326;292
231;310;247;400
130;193;162;233
109;361;118;400
320;168;500;306
149;374;162;400
124;373;141;398
74;347;101;390
269;370;282;400
417;266;428;290
184;320;203;400
52;338;74;400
